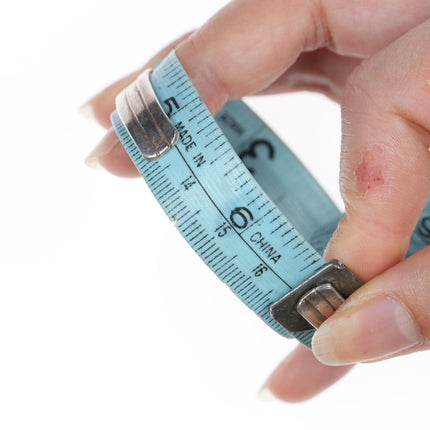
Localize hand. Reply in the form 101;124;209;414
82;0;430;402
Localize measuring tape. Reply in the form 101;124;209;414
111;51;430;348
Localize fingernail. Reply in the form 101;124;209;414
79;72;139;125
312;296;420;365
85;128;119;169
79;99;97;122
257;385;277;402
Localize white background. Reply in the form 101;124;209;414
1;1;428;429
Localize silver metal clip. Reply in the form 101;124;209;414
115;69;179;160
269;260;362;332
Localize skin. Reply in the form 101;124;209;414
83;0;430;402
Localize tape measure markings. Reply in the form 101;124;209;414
112;53;332;346
113;51;430;348
170;141;297;292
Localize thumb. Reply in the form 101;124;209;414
312;248;429;365
314;20;430;364
324;19;430;281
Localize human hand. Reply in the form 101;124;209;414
83;0;430;402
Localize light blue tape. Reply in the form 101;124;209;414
111;51;430;348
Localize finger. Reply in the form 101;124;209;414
85;128;140;178
84;33;193;175
313;19;430;364
86;0;430;124
86;48;360;176
81;32;193;129
324;19;430;281
261;15;430;399
176;0;430;114
258;49;361;103
89;0;429;177
312;246;430;365
260;345;353;402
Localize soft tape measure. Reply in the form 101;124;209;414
111;51;430;348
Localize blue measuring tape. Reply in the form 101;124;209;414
111;51;430;348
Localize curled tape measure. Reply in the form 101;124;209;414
111;51;430;348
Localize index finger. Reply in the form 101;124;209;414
88;0;429;174
176;0;430;113
85;0;430;125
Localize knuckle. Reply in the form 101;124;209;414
307;0;332;49
342;60;376;109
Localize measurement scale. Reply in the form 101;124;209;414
111;51;430;348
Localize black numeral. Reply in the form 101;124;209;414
239;139;275;174
215;222;232;237
230;207;253;229
163;97;179;116
181;175;196;190
418;216;430;242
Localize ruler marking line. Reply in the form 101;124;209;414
152;179;171;194
173;146;292;289
229;273;245;287
151;177;170;192
197;115;211;125
167;71;183;86
212;255;227;270
200;242;216;257
171;206;188;220
282;235;299;248
233;171;246;182
303;251;317;262
222;266;240;280
239;207;276;235
149;173;168;188
157;186;176;201
209;146;231;165
189;229;205;243
270;214;282;224
189;108;206;121
224;162;241;177
168;200;186;213
237;281;253;294
247;192;263;206
184;223;202;238
299;259;321;273
177;84;193;97
218;263;236;278
207;250;223;265
204;126;218;137
253;290;272;307
270;223;284;235
178;210;200;229
145;164;162;180
175;80;189;90
293;240;306;250
204;134;223;148
216;255;238;274
225;270;243;285
164;195;181;210
281;228;294;238
240;284;257;298
247;290;263;305
294;247;310;259
235;276;252;290
193;233;209;247
223;155;236;166
197;236;215;253
214;141;226;151
161;189;180;205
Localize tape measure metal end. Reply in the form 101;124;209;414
115;69;179;160
269;260;362;332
